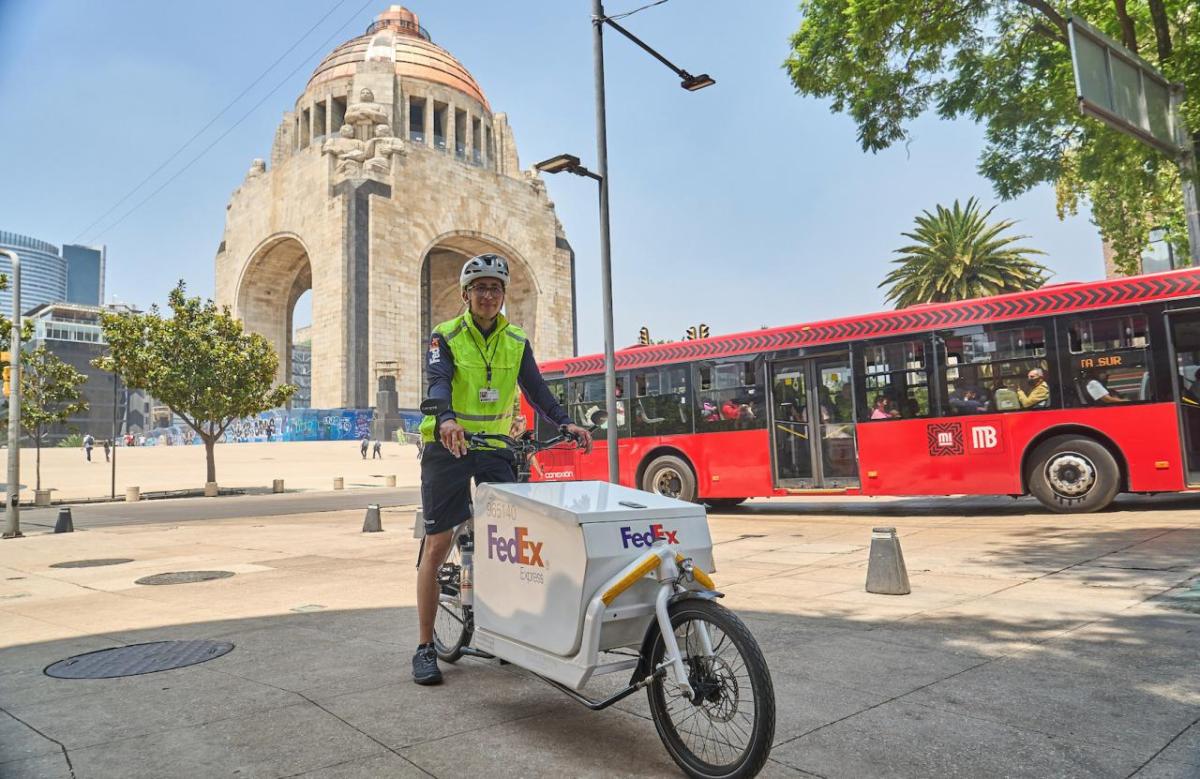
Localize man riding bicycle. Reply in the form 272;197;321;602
414;253;593;685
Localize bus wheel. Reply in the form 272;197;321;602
643;455;697;503
1028;436;1120;513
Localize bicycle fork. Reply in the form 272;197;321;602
600;543;718;700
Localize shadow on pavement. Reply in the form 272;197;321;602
1;584;1197;777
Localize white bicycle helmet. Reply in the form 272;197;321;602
460;253;510;290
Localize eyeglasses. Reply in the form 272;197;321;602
469;284;505;298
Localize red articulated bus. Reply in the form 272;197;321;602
521;267;1200;513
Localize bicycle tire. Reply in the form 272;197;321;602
647;599;775;779
424;535;472;662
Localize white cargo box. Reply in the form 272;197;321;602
473;481;715;658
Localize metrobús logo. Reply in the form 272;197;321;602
486;524;547;584
620;523;680;549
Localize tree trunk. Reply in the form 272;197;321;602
35;433;41;492
1146;0;1172;63
203;434;217;484
1113;0;1138;54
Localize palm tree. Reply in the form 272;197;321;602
880;198;1050;308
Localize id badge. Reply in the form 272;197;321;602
478;387;500;403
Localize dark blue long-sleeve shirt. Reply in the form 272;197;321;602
426;327;572;432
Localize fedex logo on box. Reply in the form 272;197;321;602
486;524;545;567
620;523;680;548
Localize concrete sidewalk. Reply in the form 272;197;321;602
1;499;1197;778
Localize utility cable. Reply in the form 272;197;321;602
73;0;352;243
606;0;671;22
88;0;377;243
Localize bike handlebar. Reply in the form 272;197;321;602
466;430;580;453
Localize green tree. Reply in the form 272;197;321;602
880;198;1050;307
93;282;295;485
0;347;89;491
784;0;1198;274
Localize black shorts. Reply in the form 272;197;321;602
420;443;516;535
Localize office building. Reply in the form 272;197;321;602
62;244;105;306
0;230;67;315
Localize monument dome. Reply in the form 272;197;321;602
309;6;489;109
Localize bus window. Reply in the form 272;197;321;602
632;366;691;436
1066;314;1152;406
940;325;1050;413
861;340;930;420
535;378;568;439
695;358;765;432
568;375;629;436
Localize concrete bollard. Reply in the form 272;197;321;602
333;477;344;491
385;475;396;487
125;486;140;502
866;527;911;595
272;479;284;494
412;508;425;539
53;507;74;533
204;481;219;497
35;489;51;507
362;503;382;533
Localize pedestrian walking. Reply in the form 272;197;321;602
103;439;110;462
372;440;382;459
83;433;94;462
360;435;369;459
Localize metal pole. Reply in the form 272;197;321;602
593;0;619;484
3;249;21;538
110;372;118;500
1172;88;1200;264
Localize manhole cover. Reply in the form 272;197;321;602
45;640;234;679
50;558;134;569
135;571;235;586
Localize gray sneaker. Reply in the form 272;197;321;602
412;644;442;685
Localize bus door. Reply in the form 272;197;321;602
768;353;860;489
1167;310;1200;484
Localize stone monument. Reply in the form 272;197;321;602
215;5;576;410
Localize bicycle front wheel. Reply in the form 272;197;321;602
647;599;775;779
430;538;471;663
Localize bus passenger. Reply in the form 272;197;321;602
870;396;899;419
949;387;987;414
1085;372;1129;405
1017;368;1051;409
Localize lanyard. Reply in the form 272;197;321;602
469;320;507;386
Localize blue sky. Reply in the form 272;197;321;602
0;0;1103;356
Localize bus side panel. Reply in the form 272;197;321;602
1006;403;1185;493
856;405;1186;496
857;417;1022;496
682;430;774;499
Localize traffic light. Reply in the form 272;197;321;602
686;326;698;340
2;367;10;398
638;326;650;345
699;323;710;339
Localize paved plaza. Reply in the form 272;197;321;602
4;441;422;503
1;489;1198;778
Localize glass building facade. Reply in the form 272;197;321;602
0;230;68;315
63;243;105;306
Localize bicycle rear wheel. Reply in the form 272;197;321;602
647;599;775;779
429;537;472;662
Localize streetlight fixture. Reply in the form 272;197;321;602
581;0;712;484
534;154;602;181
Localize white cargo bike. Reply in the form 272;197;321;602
414;400;776;779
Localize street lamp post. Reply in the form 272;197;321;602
2;249;21;539
536;2;712;484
